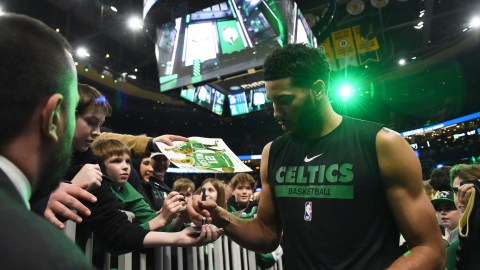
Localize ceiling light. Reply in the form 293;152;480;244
110;6;118;13
76;47;90;58
398;59;406;65
346;0;365;16
371;0;389;8
414;21;424;29
105;53;110;59
101;69;113;78
469;16;480;28
127;16;143;30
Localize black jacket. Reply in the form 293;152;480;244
0;169;93;269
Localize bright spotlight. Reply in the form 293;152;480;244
76;47;90;58
110;6;118;13
338;84;354;101
469;16;480;28
398;59;406;66
0;6;4;16
128;16;143;30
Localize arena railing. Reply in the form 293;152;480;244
64;214;283;270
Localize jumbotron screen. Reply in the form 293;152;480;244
229;86;271;116
154;0;316;93
179;85;225;115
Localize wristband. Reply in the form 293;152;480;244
147;138;156;153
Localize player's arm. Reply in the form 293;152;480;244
199;142;282;253
377;128;445;270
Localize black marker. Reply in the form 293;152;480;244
201;191;206;225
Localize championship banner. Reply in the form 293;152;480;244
156;137;252;173
352;25;379;54
318;37;334;61
331;28;356;59
358;50;380;65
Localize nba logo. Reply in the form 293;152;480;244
304;201;312;221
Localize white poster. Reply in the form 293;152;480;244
156;137;252;173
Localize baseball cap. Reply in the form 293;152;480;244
431;191;455;208
150;152;165;158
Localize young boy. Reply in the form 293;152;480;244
92;138;184;231
172;178;196;229
173;178;195;202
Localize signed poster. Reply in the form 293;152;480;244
156;137;253;173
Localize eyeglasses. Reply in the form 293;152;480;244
435;205;457;212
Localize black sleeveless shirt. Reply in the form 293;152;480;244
268;116;401;270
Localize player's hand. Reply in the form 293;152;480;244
44;182;97;229
187;194;218;226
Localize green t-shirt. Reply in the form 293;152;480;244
111;182;173;232
446;237;459;270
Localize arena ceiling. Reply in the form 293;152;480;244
2;0;479;148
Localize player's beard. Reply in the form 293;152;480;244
31;126;73;202
290;94;323;141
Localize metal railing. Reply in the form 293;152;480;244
64;219;283;270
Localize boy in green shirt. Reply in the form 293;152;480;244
92;138;187;231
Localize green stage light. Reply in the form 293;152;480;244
338;83;354;101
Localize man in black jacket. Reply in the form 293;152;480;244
0;13;93;269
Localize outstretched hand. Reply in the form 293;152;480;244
152;134;189;149
177;224;224;247
44;182;97;229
